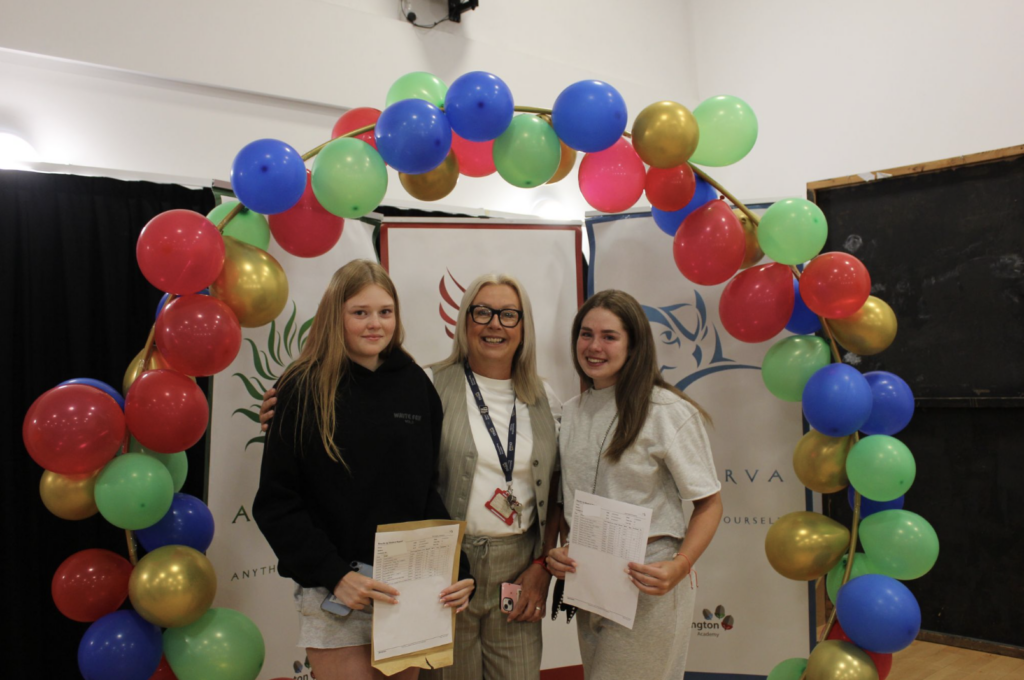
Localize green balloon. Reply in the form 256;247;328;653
758;198;828;265
825;552;878;604
767;657;808;680
689;95;758;167
385;71;448;108
94;453;174;530
761;335;831;401
845;435;916;502
164;608;266;680
311;137;388;218
129;437;188;493
492;115;561;188
860;509;939;580
207;202;270;250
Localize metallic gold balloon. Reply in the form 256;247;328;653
827;296;897;356
793;430;852;494
39;469;100;520
399;151;459;201
806;641;879;680
129;545;217;628
733;208;765;269
765;511;850;581
122;347;170;395
547;140;578;184
211;235;289;328
631;101;700;168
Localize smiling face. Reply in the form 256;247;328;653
343;283;396;370
465;283;523;379
576;306;629;389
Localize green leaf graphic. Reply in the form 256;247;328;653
284;302;297;357
233;373;266;400
267;320;282;366
298;317;314;351
260;350;278;379
232;408;261;423
245;435;265;450
245;339;276;380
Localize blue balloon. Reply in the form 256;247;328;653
58;378;125;410
551;80;627;152
156;289;209;321
78;610;163;680
651;176;717;236
786;279;821;334
230;139;307;215
836;574;921;653
802;363;873;437
136;493;215;553
444;71;514;142
374;99;453;174
861;371;915;436
847;485;905;517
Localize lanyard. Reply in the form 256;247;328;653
463;362;517;487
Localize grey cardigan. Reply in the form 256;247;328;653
432;362;558;558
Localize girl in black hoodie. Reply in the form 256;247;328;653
254;260;473;680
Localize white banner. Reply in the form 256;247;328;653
587;209;813;680
381;218;585;672
206;214;378;680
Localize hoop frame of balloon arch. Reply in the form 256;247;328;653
23;71;933;680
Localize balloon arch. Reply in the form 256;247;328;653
23;70;933;680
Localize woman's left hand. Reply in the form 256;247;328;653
508;562;551;623
626;556;690;596
440;578;475;613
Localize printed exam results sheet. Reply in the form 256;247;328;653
372;523;458;661
564;490;652;629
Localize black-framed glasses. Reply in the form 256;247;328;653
468;305;523;328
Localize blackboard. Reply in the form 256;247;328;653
811;147;1024;653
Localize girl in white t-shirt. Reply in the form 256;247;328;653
546;289;724;680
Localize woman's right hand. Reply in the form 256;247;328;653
259;388;277;433
333;571;400;610
545;545;576;580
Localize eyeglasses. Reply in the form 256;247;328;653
468;305;523;328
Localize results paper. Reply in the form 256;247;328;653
564;490;652;629
372;523;458;661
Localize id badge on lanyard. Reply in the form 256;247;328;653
485;487;524;526
465;363;523;528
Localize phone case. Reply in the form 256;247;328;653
321;561;374;617
500;582;522;613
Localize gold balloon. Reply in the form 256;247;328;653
399;151;459;201
827;296;897;356
547;140;578;184
211;235;289;328
122;347;171;395
733;208;765;269
631;101;700;168
793;430;852;494
807;641;879;680
129;545;217;628
39;469;100;520
765;511;850;581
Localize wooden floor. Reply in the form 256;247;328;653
889;639;1024;680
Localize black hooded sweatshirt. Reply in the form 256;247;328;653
253;348;471;591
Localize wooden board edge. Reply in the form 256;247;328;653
917;630;1024;660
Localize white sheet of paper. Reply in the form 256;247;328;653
372;524;458;661
563;491;653;629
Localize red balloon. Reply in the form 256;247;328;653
137;210;226;295
149;656;179;680
673;199;746;285
268;170;345;258
719;262;795;343
155;295;242;376
800;252;871;318
827;621;893;680
23;385;125;474
450;131;496;178
578;137;646;213
331;107;381;150
125;370;209;453
645;164;696;211
51;548;133;622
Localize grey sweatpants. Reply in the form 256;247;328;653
576;537;696;680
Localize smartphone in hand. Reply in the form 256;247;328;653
500;582;522;613
321;561;374;616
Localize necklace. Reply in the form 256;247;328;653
584;388;618;495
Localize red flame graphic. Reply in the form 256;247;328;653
438;270;465;339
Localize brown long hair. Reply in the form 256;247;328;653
277;260;405;464
570;289;709;463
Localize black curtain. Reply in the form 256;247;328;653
1;170;215;676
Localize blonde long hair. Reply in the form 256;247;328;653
431;273;545;405
278;260;405;463
570;289;710;463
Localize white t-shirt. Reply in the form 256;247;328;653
425;367;562;537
